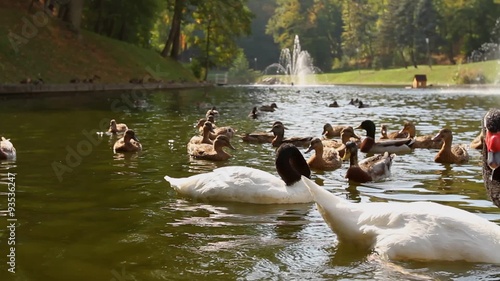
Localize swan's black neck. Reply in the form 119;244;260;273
482;109;500;208
275;143;311;186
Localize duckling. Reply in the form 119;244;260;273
322;123;350;139
356;120;414;154
189;121;215;145
379;124;408;140
259;103;278;112
248;107;259;119
305;138;342;171
0;137;16;160
189;135;235;161
328;101;339;108
398;122;443;149
432;128;469;164
108;119;128;134
343;141;395;183
270;123;312;148
113;130;142;153
470;130;483;150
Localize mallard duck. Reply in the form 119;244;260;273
398;122;443;149
108;119;128;134
322;123;350;139
165;143;313;204
259;103;278;112
356;120;413;154
189;121;214;145
302;176;500;263
0;137;16;160
482;108;500;208
328;101;339;108
470;130;484;149
379;124;407;140
432;128;469;164
305;138;342;171
343;141;394;183
113;130;142;153
270;123;312;148
189;135;235;161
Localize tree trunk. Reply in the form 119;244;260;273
94;0;103;33
203;18;211;82
161;0;183;58
170;26;181;60
399;49;408;69
63;0;85;32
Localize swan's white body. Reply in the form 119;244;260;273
302;176;500;263
165;166;313;204
0;137;16;160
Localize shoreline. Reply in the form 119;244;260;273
0;82;213;98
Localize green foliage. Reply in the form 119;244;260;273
228;49;261;84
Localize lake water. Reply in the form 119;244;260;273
0;85;499;280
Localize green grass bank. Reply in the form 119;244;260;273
0;0;196;84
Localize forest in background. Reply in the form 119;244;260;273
11;0;500;78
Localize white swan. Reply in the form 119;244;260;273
165;143;313;204
302;176;500;263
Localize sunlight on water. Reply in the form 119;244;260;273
0;86;499;280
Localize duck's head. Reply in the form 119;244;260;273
272;121;286;128
124;130;140;142
195;118;207;128
322;123;333;135
271;103;278;109
432;128;452;143
305;138;322;153
110;119;117;126
214;135;235;150
207;114;215;123
356;120;376;137
203;121;215;133
341;127;360;140
342;141;358;161
380;124;388;137
484;109;500;172
270;123;286;136
399;122;416;138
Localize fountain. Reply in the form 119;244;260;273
263;35;321;85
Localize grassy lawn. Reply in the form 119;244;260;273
0;0;196;84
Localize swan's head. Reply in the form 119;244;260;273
484;109;500;176
275;143;311;185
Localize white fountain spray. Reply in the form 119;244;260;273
264;35;321;85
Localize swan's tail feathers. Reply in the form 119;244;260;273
164;175;184;189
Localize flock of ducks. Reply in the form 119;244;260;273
3;100;499;265
163;104;500;265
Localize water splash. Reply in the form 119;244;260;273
263;35;321;85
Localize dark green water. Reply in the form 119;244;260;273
0;85;499;280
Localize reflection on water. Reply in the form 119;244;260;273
0;86;499;280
